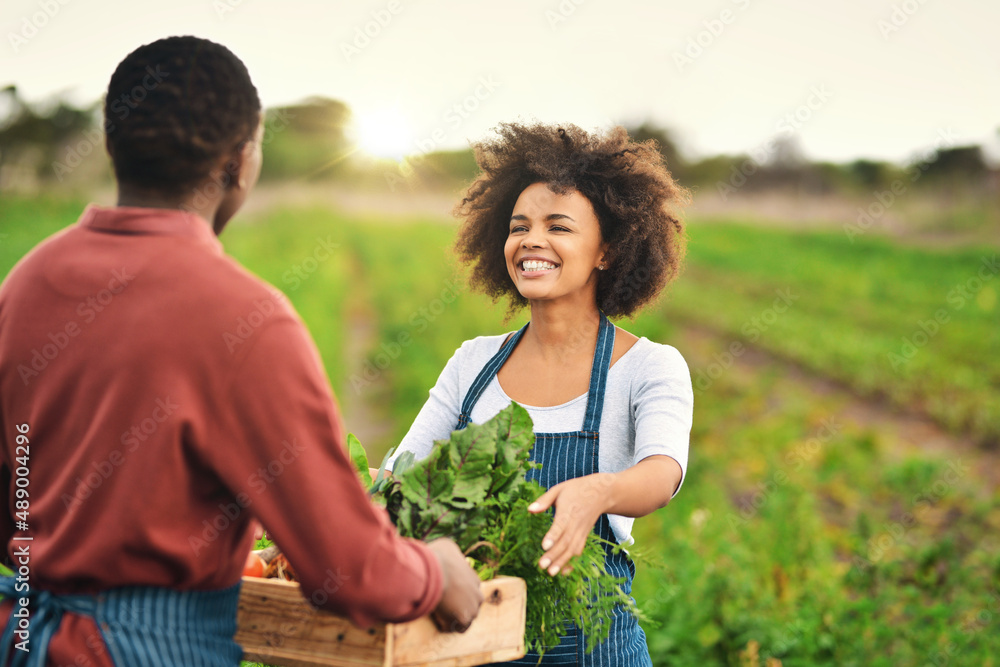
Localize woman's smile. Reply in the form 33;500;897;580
517;255;561;276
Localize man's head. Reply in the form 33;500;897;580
104;36;262;231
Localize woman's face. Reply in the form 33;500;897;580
504;182;608;306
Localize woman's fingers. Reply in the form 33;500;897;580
539;525;588;575
531;476;611;575
538;504;590;574
528;484;560;514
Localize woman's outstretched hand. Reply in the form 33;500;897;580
528;473;614;576
526;455;683;576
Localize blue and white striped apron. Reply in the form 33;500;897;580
456;312;652;666
0;576;243;666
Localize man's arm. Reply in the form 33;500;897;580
200;314;479;628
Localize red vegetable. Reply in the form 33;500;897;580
243;552;265;578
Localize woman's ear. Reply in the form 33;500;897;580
598;243;610;270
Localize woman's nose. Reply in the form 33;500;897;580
521;229;545;248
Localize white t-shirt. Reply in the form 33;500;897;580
389;332;694;546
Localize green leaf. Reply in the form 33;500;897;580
490;403;535;496
399;449;454;513
392;450;416;477
370;448;395;495
448;422;497;508
347;433;372;489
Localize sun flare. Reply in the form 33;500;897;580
353;108;414;161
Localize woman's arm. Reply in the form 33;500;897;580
530;343;693;575
527;455;682;575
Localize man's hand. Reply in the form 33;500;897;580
426;538;483;632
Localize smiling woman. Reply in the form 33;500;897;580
389;122;694;665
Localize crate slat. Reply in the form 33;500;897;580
236;576;525;667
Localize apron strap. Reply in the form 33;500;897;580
457;313;615;433
0;577;97;667
456;323;528;427
0;576;242;667
581;312;615;434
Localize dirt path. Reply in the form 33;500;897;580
672;321;999;494
336;308;394;456
242;182;458;222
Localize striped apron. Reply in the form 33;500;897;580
456;312;652;666
0;576;243;666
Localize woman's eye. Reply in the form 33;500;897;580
510;226;527;233
550;226;569;232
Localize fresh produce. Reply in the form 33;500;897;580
242;543;293;581
361;404;640;655
243;551;265;578
262;553;297;582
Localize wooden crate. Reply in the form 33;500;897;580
236;576;526;667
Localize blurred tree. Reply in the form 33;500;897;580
626;121;687;180
0;86;100;191
919;145;988;184
258;97;353;181
414;149;479;186
847;159;894;190
768;135;806;169
684;154;743;188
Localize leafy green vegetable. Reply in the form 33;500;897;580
346;433;372;489
355;403;639;655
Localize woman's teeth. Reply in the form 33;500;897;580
522;260;557;271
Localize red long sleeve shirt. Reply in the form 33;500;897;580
0;205;442;665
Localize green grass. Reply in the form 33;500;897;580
2;196;998;665
663;221;1000;447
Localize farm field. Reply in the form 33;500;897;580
1;196;998;666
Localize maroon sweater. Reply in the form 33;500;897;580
0;205;441;665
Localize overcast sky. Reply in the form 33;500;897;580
2;0;998;164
